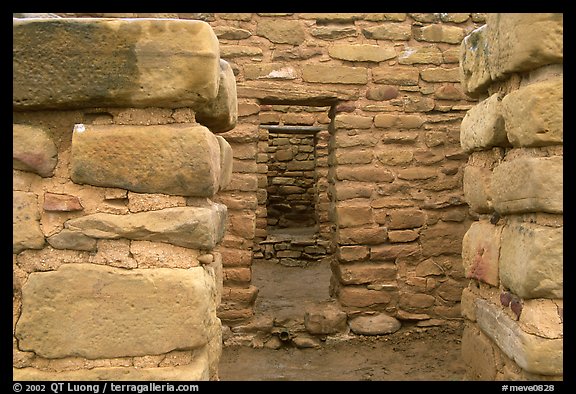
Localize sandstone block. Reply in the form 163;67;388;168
13;18;220;109
216;136;233;190
335;182;374;200
71;123;222;197
302;64;368;84
337;226;388;245
336;165;394;183
491;156;563;214
501;77;563;147
387;209;426;229
337;245;370;262
338;286;392;308
519;299;563;339
460;93;508;152
475;298;563;375
361;24;411;41
399;45;443;65
461;323;497;380
414;24;465;44
304;303;348;335
486;13;563;81
13;191;45;253
311;25;357;40
462;221;502;286
348;313;401;335
195;59;238;133
500;221;563;299
420;221;466;257
336;203;373;227
328;44;396;62
372;66;419;85
15;264;220;359
47;229;97;251
463;165;493;213
333;114;373;129
237;80;359;104
459;25;491;97
370;243;420;261
335;262;396;285
65;204;227;250
43;192;83;212
13;124;58;177
256;19;305;45
374;114;424;129
420;67;461;82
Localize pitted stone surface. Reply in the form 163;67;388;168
462;220;502;286
70;123;222;197
13;124;58;177
499;221;563;299
15;264;219;359
475;299;563;375
460;93;507;152
348;313;401;335
13;18;220;109
64;205;227;250
13;191;45;253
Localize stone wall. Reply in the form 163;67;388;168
49;13;487;334
458;14;563;380
13;17;236;380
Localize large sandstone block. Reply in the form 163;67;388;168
328;44;397;62
15;264;220;359
71;123;224;197
460;93;508;152
195;59;238;133
64;205;227;249
463;165;493;214
462;220;502;286
13;191;45;253
475;299;563;375
13;124;58;177
459;25;491;97
491;156;563;214
501;77;563;147
486;13;563;81
302;64;368;84
500;221;563;299
13;18;221;109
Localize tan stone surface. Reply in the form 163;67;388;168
460;25;491;97
460;93;508;152
475;299;563;376
302;64;368;84
328;44;396;62
335;262;397;285
65;205;227;250
491;156;563;214
462;220;502;286
13;18;220;109
13;191;45;253
71;123;222;197
13;124;58;177
463;165;493;213
500;220;563;299
461;323;497;380
15;264;219;359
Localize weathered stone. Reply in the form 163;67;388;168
491;156;563;214
15;264;219;359
475;299;563;375
462;221;502;286
65;205;227;250
14;352;210;381
256;19;305;45
130;240;201;269
461;323;497;380
304;302;347;335
366;85;398;101
414;24;466;44
213;25;251;40
500;221;563;299
336;165;394;183
334;114;373;129
519;299;563;339
372;66;419;85
338;245;370;262
461;94;507;152
335;262;396;285
375;147;413;165
361;24;411;41
311;25;357;40
459;25;491;97
299;13;364;23
329;44;396;62
43;192;83;212
501;77;563;147
292;335;321;349
71;123;222;197
336;203;373;227
338;287;392;307
370;243;420;261
420;67;461;82
387;209;426;229
13;191;44;253
399;45;443;65
437;278;464;302
374;114;424;129
337;226;388;245
244;63;297;80
302;64;368;84
486;13;563;81
47;229;97;251
220;45;263;58
237;80;359;104
195;59;238;133
216;136;233;190
388;230;419;243
399;293;435;309
434;84;464;100
348;313;401;335
13;18;220;109
420;221;466;257
13;124;58;177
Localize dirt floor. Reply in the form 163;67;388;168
218;258;467;381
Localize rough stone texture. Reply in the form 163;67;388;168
13;18;221;109
328;44;396;62
302;64;368;84
256;19;305;45
475;299;563;376
304;302;348;335
195;59;238;133
462;221;502;286
463;165;493;214
13;355;210;381
486;13;563;80
501;77;563;147
461;323;497;380
47;229;98;251
499;221;563;299
460;94;507;152
491;156;563;214
43;192;83;212
13;191;45;253
459;25;491;97
15;264;220;359
348;313;401;335
64;205;227;250
216;136;234;191
71;123;223;197
13;124;58;177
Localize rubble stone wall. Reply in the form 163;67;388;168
13;17;237;381
458;13;563;380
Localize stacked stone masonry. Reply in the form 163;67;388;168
459;13;563;380
13;17;237;380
